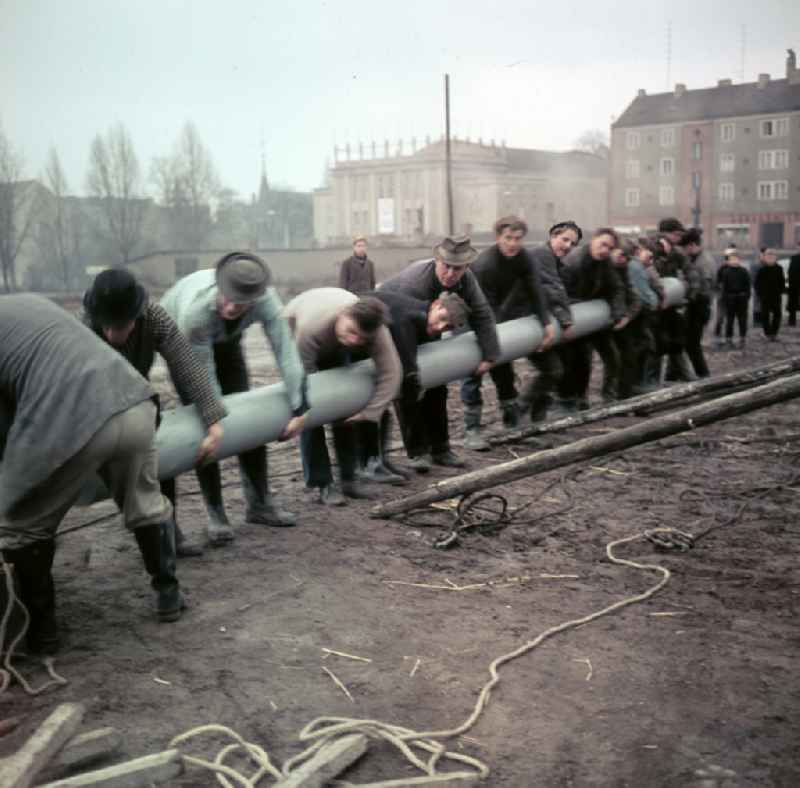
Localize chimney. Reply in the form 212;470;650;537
637;89;646;98
757;73;770;89
787;48;798;80
717;78;732;87
674;83;686;98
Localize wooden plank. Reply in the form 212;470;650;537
37;749;183;788
0;703;85;788
276;734;368;788
51;728;122;770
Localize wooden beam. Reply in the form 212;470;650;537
372;373;800;517
275;734;368;788
51;728;122;770
0;703;85;788
37;749;183;788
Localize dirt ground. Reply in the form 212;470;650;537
2;323;800;787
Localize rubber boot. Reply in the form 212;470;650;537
499;398;520;429
463;404;490;451
161;477;203;557
667;352;697;383
2;540;59;654
378;411;411;481
239;448;297;527
134;523;185;622
196;461;235;546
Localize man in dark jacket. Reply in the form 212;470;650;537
719;250;751;347
680;228;714;377
380;234;500;470
559;228;628;408
0;295;184;654
459;216;556;450
339;235;376;294
787;243;800;326
754;249;785;340
83;268;227;556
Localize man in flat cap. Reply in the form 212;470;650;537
0;295;185;654
82;268;227;556
161;252;308;545
379;235;500;470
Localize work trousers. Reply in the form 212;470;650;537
787;287;799;326
684;299;711;378
724;295;749;339
761;297;782;338
395;385;450;458
0;400;170;551
460;363;517;407
615;314;652;398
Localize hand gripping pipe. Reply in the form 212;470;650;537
155;278;685;480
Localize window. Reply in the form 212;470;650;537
660;128;675;147
625;159;640;178
624;188;640;207
718;182;735;201
720;153;735;172
758;149;789;170
659;185;675;206
692;142;702;160
625;131;640;150
660;157;675;177
721;123;735;142
760;118;789;138
758;180;789;200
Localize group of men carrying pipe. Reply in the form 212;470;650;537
0;213;715;655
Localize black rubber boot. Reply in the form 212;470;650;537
239;448;297;527
2;540;60;655
161;477;203;557
195;462;235;545
134;523;185;622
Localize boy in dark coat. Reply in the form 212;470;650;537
754;249;785;340
718;251;751;347
339;236;376;294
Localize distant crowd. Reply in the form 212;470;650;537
2;215;800;655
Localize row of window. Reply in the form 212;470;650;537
625;117;792;150
626;148;791;179
623;180;790;207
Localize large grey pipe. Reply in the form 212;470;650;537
156;278;686;479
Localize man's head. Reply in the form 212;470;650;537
432;234;477;288
427;292;470;336
637;237;656;266
682;227;703;256
763;248;778;265
589;228;619;261
548;220;582;259
658;217;686;246
494;215;528;258
335;297;388;348
353;235;368;258
611;239;636;267
215;252;271;321
84;268;147;346
725;251;741;265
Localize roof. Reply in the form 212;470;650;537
614;78;800;128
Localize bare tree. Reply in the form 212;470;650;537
35;148;85;289
574;129;610;159
87;123;146;265
150;121;220;248
0;127;38;292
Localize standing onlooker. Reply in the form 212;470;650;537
339;235;376;294
681;228;714;378
750;249;766;326
713;247;735;347
754;249;785;341
787;242;800;327
718;251;751;348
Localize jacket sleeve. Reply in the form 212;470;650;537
256;289;309;415
536;255;573;326
462;270;501;361
519;258;551;325
360;326;403;421
338;259;350;290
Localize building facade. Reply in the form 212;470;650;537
313;138;607;246
610;49;800;249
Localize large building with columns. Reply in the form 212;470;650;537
312;137;607;246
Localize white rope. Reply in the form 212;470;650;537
170;530;674;786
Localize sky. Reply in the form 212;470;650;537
2;0;799;199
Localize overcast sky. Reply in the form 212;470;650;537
2;0;799;198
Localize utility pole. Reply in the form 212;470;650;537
444;73;454;235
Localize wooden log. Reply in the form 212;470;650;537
51;728;122;770
37;749;183;788
490;355;800;446
371;373;800;518
275;733;368;788
0;703;85;788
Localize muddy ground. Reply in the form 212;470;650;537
2;323;799;787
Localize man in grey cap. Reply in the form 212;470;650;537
379;235;500;470
161;252;308;544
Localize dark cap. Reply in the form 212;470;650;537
215;252;271;303
658;217;685;234
682;227;703;246
84;268;147;328
433;234;477;267
436;292;471;330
